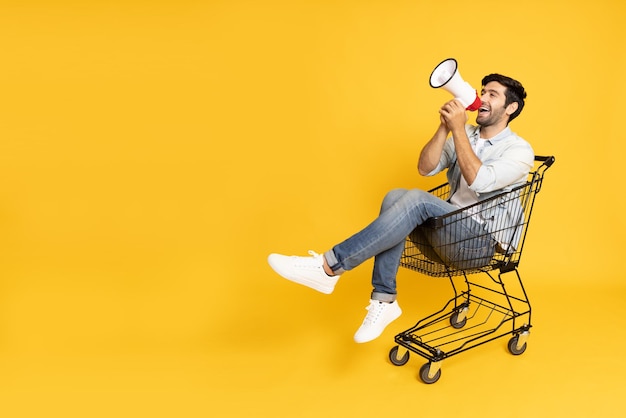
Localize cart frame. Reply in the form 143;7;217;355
389;155;555;384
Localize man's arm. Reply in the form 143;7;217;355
418;122;449;176
439;100;481;185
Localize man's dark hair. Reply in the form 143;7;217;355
481;74;527;123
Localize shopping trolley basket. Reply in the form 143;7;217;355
389;155;555;384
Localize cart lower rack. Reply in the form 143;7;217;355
389;155;555;384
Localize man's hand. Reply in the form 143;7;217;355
439;99;468;132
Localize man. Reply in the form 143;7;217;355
268;74;534;344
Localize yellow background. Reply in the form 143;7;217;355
0;0;624;416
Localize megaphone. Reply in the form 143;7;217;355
429;58;481;111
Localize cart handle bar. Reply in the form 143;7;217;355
535;155;555;168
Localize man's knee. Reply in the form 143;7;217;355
381;188;408;212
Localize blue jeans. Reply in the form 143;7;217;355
324;188;495;302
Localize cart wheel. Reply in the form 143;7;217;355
507;335;527;355
419;363;441;384
450;312;467;329
389;345;410;366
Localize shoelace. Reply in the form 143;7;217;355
363;301;386;325
291;250;322;269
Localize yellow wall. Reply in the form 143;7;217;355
0;0;624;416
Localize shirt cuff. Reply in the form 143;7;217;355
468;165;491;192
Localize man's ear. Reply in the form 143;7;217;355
506;101;519;116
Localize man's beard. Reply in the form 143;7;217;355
477;106;505;127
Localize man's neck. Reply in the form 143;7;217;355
478;123;508;140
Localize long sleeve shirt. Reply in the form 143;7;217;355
426;124;535;250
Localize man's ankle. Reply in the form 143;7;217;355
322;256;336;277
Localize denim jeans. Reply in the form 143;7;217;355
324;188;495;302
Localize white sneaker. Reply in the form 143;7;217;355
354;300;402;343
267;250;340;294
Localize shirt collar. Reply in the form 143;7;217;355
470;125;512;146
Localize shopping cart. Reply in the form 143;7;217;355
389;155;555;384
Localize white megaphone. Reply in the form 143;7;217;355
429;58;481;111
